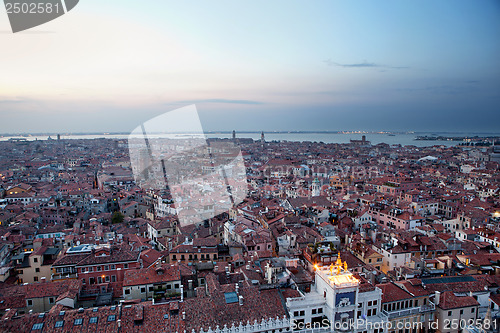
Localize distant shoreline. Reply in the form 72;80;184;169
1;130;500;137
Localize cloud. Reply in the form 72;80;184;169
324;59;409;70
175;99;264;105
0;98;31;104
395;84;479;96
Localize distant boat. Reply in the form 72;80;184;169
387;134;395;136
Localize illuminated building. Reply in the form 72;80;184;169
286;258;385;332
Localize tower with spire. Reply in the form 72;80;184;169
312;178;321;197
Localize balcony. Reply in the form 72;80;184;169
420;302;435;313
381;302;435;320
51;273;78;280
382;307;420;320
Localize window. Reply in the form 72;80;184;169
34;276;38;282
299;310;305;316
293;311;299;317
181;255;185;260
27;299;33;306
110;264;116;270
74;318;83;326
124;263;129;269
172;255;177;260
174;284;179;289
34;258;38;263
32;323;43;330
149;286;153;292
55;321;64;328
318;308;323;314
108;315;116;322
105;276;110;282
471;308;475;313
312;309;316;315
141;287;146;293
448;311;452;316
35;268;40;273
89;317;98;324
49;297;55;304
111;275;116;282
125;289;130;295
104;265;109;270
97;266;102;271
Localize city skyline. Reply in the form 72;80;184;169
1;0;499;133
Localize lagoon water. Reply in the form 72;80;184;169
1;132;498;147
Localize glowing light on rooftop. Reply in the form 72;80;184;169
317;258;359;287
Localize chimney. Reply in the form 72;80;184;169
434;291;441;306
239;295;244;306
180;285;184;302
182;312;186;319
235;283;239;294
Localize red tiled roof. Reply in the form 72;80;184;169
438;291;479;310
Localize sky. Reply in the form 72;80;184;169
0;0;499;134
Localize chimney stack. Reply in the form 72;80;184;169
434;291;441;306
239;295;244;306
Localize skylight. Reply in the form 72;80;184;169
224;292;238;304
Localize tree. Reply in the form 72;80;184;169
111;212;124;224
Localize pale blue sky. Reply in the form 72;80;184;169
0;0;499;133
